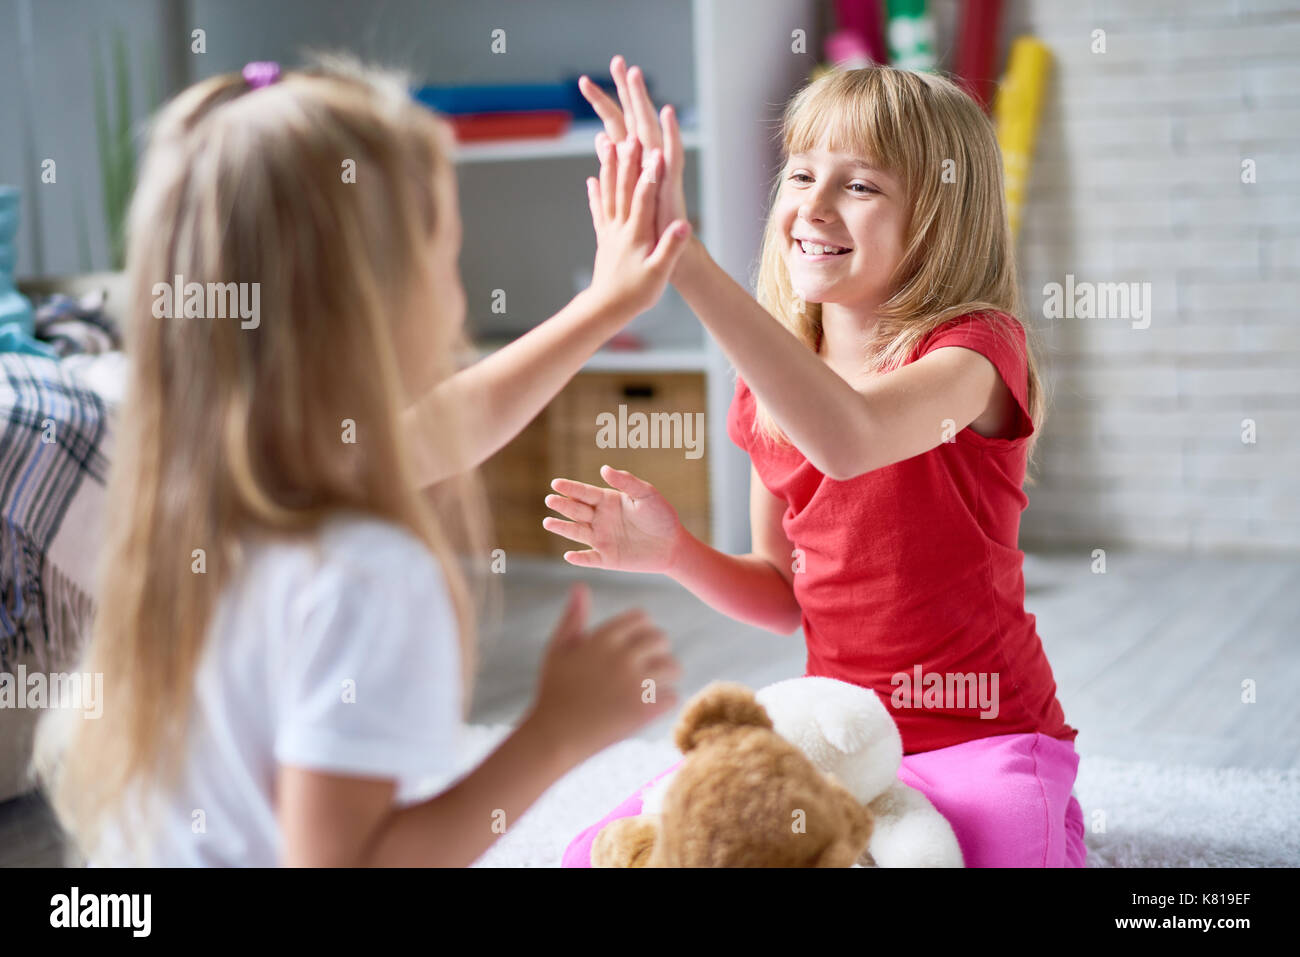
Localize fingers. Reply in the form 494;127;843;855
542;516;593;546
598;609;659;645
597;134;616;223
645;220;693;275
545;492;595;524
610;55;636;140
550;583;590;645
662;103;683;193
623;624;674;660
550;477;603;507
585;176;604;233
579;74;628;143
626;66;663;151
562;548;605;568
600;464;657;498
642;651;682;678
639;652;683;690
615;136;642;223
628;148;662;242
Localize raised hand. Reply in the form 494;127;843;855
583;125;691;318
531;583;681;759
579;55;688;242
543;464;686;574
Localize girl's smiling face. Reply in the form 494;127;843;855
776;142;909;311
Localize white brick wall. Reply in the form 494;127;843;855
960;0;1300;554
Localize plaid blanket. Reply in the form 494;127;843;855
0;352;110;673
33;290;123;357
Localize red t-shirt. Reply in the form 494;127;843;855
727;311;1076;755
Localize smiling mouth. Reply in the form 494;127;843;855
795;239;852;256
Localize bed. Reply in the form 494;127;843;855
0;273;126;802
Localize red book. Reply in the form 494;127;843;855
447;110;571;143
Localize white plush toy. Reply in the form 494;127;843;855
641;676;964;867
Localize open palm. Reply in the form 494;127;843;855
579;56;688;241
543;465;683;573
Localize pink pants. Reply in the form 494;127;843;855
562;731;1086;868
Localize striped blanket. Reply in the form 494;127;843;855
0;352;111;673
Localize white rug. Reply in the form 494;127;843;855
433;726;1300;868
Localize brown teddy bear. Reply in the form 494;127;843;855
592;682;874;867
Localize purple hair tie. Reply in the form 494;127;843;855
242;61;281;90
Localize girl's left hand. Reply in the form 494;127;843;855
579;56;688;244
584;134;692;318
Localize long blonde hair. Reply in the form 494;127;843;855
754;66;1048;472
35;56;490;861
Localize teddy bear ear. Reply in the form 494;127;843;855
673;681;772;753
592;817;660;868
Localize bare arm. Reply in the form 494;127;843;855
672;241;1001;479
664;465;801;635
402;290;626;489
544;464;801;636
278;712;577;867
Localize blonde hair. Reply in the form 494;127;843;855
35;56;490;862
754;66;1048;472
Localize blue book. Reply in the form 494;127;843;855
413;75;629;118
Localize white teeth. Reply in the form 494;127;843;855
799;240;847;255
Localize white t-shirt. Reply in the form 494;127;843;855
95;512;463;866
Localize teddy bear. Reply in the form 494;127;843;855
592;682;874;867
633;676;964;868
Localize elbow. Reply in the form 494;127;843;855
819;444;885;481
762;599;803;637
814;437;877;482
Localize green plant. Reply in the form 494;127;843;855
91;27;161;270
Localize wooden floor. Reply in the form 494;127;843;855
3;548;1297;866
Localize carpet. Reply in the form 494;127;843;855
431;726;1300;868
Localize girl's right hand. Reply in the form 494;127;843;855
543;465;685;574
530;584;681;760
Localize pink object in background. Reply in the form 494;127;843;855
826;30;875;69
836;0;889;64
955;0;1004;111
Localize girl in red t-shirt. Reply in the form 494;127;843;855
547;59;1084;867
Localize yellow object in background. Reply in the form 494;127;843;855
993;37;1051;240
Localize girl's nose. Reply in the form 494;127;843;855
799;187;836;223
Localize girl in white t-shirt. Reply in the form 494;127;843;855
34;56;690;867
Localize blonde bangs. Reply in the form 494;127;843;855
781;71;915;197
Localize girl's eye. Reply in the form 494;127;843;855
788;172;814;184
849;183;879;194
